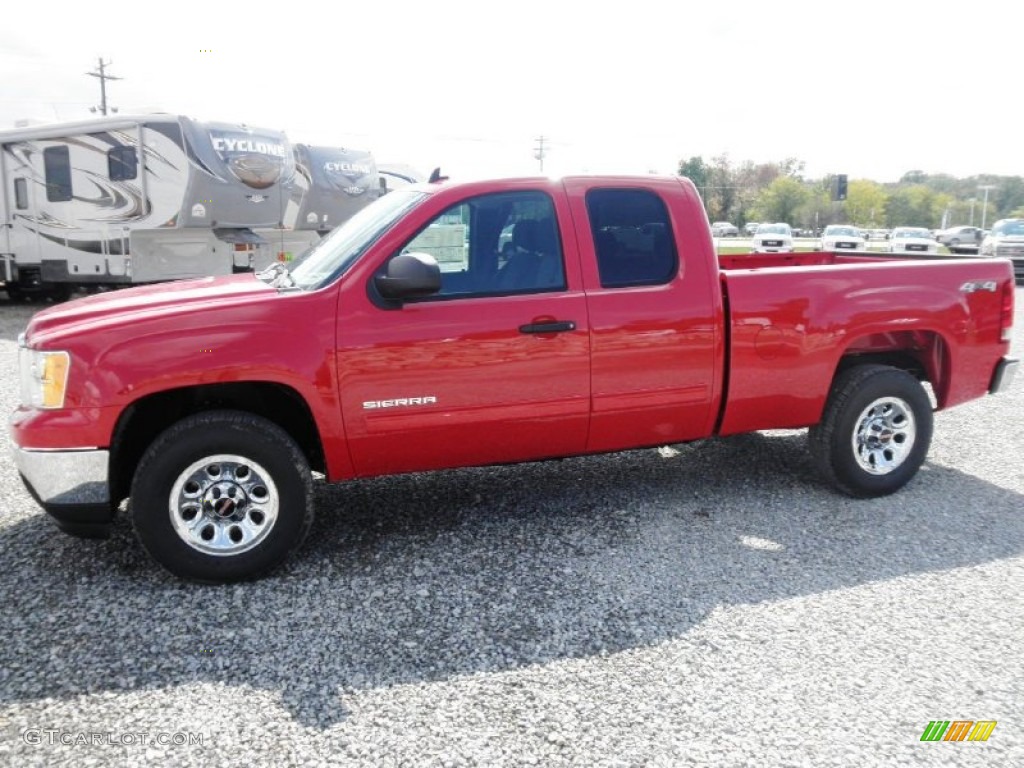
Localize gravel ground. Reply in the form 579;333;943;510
1;290;1022;767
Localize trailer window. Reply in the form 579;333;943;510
108;146;138;181
14;178;28;209
586;188;678;288
43;146;73;202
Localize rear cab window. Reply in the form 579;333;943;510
585;188;678;288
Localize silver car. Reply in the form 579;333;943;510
980;219;1024;281
936;226;984;253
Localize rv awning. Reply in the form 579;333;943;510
212;228;265;245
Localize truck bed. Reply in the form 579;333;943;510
718;251;903;270
716;255;1013;436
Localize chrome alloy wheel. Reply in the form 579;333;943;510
169;454;279;556
851;397;917;475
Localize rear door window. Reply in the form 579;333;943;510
585;189;677;288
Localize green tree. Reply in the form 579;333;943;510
884;185;949;228
678;156;709;191
795;189;834;231
993;178;1024;220
705;154;738;223
752;177;809;224
845;180;889;227
678;156;711;216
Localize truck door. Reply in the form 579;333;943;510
336;187;591;477
563;178;721;451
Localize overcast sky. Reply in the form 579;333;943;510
1;0;1018;183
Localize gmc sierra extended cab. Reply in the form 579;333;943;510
11;174;1019;582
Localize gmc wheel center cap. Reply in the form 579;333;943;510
204;483;247;518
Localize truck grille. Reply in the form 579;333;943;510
836;242;856;249
906;244;927;252
763;240;782;247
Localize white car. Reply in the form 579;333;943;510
888;227;938;255
752;223;794;253
820;225;866;252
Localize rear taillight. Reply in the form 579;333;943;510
1001;280;1014;342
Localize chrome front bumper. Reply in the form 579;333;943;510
14;447;113;537
14;447;110;504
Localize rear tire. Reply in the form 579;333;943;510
809;365;933;497
130;410;314;582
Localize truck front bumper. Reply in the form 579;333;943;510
14;447;114;538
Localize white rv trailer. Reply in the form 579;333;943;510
256;144;381;269
0;114;296;300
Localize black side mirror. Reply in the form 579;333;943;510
375;252;441;300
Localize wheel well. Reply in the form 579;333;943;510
834;330;950;405
836;350;925;379
109;382;325;505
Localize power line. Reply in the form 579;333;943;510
533;135;547;172
85;58;122;116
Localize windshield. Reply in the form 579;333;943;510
993;220;1024;236
288;189;428;289
757;224;791;235
825;226;859;237
893;228;931;239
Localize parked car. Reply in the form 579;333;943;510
888;227;939;254
821;225;866;251
743;222;759;236
711;221;739;237
937;226;984;253
867;229;890;241
752;223;794;253
980;219;1024;281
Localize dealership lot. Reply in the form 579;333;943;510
1;292;1022;766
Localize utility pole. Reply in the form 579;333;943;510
533;135;547;172
86;58;122;116
978;185;996;230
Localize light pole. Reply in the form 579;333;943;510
968;198;976;226
978;185;996;230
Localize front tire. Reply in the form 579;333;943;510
130;410;314;582
809;365;933;497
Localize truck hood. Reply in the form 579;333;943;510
24;274;277;345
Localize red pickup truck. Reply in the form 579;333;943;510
11;174;1018;582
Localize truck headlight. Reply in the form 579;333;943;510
19;344;71;409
